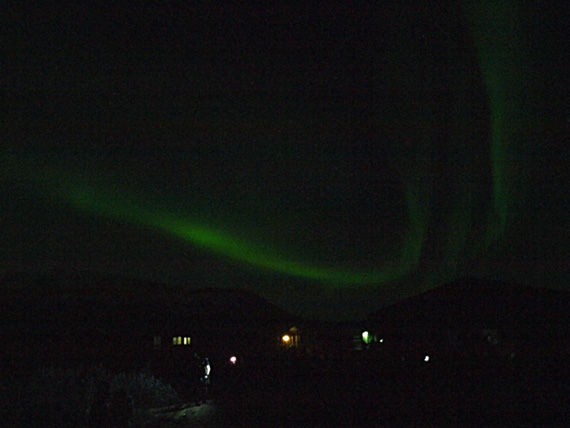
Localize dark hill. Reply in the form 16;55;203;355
368;276;570;333
1;270;293;323
0;271;296;368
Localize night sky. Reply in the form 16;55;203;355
2;1;568;320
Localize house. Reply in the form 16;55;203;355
365;277;570;365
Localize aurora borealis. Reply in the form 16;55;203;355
2;1;566;319
464;0;529;247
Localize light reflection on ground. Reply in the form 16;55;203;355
141;401;231;428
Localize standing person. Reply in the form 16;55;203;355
201;357;211;401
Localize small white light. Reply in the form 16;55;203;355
379;338;384;343
229;356;237;364
424;355;430;362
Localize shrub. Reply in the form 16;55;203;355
110;371;182;409
1;363;182;427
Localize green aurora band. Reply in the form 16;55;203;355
10;1;524;288
55;181;413;286
463;0;526;247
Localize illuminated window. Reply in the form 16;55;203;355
172;336;191;345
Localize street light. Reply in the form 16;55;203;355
362;331;372;345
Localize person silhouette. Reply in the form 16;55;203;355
201;357;211;400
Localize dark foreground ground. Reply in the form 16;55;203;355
2;353;568;428
208;355;570;428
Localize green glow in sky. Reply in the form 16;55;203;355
463;0;526;247
54;180;420;287
401;181;427;269
4;2;526;289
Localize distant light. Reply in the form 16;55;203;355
424;355;430;362
229;356;237;364
379;338;384;343
362;331;372;344
282;334;291;343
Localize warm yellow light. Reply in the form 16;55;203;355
282;334;291;343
